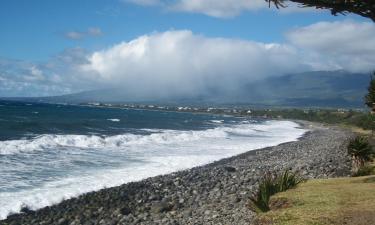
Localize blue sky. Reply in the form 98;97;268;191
0;0;366;61
0;0;374;97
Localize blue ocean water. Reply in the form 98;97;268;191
0;101;306;219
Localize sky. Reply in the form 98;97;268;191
0;0;374;98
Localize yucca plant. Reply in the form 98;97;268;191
249;170;304;212
348;136;374;173
276;170;304;192
249;172;277;212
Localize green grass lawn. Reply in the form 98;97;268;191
256;174;375;225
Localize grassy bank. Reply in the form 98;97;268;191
256;172;375;225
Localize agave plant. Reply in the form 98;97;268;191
348;136;374;172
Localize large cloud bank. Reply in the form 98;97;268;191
1;20;375;98
81;30;303;99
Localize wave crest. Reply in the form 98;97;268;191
0;121;299;155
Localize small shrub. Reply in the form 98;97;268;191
352;165;375;177
249;170;304;212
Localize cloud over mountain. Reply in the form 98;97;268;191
80;30;304;99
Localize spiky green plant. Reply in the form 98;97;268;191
348;136;374;173
249;170;304;212
277;170;305;192
249;172;276;212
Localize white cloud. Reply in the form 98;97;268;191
0;72;71;97
87;27;103;36
287;20;375;72
81;30;305;99
25;66;45;81
64;27;103;40
0;78;71;97
125;0;162;6
125;0;318;18
169;0;266;18
65;31;84;40
0;51;86;97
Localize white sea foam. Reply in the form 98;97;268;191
210;120;224;124
0;129;225;155
107;118;120;122
0;120;306;219
0;121;300;155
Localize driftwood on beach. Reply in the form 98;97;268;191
1;122;353;225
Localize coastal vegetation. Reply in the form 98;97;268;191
249;170;304;212
347;136;374;175
247;109;375;130
251;135;375;224
255;175;375;225
365;72;375;113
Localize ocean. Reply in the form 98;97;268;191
0;101;306;219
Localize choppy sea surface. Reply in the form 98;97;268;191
0;101;306;219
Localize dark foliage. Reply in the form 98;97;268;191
348;136;374;164
267;0;375;22
365;72;375;112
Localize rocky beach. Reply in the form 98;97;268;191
1;121;353;225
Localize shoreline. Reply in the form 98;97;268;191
1;121;353;225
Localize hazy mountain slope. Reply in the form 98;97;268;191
239;71;369;107
1;71;370;108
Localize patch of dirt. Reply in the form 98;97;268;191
253;217;273;225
